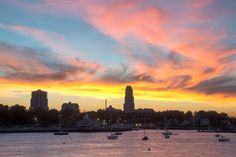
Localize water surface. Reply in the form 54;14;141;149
0;130;235;157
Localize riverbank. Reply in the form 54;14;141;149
0;127;132;133
1;127;236;134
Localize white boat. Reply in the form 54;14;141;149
162;130;173;136
162;117;172;138
218;134;230;142
106;100;119;140
162;129;171;139
107;133;119;140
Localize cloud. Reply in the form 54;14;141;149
203;67;216;74
0;23;76;55
220;54;236;63
0;42;100;82
98;64;156;83
188;75;236;95
2;0;236;98
166;75;192;90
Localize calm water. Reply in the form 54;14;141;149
0;130;235;157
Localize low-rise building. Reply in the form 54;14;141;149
77;114;99;130
61;102;79;112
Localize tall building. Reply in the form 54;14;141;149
30;89;48;111
123;85;135;112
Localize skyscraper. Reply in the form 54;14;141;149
30;89;48;111
123;85;135;112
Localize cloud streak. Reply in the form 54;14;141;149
0;42;100;82
189;75;236;95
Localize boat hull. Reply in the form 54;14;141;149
53;132;69;135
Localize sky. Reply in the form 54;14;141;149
0;0;236;116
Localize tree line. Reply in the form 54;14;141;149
0;104;235;129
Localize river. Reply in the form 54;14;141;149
0;130;235;157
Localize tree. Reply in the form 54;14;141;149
10;104;29;125
0;104;12;126
47;109;59;124
184;111;193;120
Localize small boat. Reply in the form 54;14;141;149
53;131;69;135
106;100;119;140
163;129;171;139
107;133;119;140
162;117;172;139
114;132;123;135
142;131;149;140
218;134;230;142
162;130;173;136
142;136;149;140
215;128;220;137
164;134;170;139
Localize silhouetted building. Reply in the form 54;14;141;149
61;102;79;112
123;85;135;112
135;108;154;113
30;89;48;111
77;114;99;130
106;105;122;112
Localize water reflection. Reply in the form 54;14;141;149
0;130;235;157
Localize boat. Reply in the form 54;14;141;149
106;100;119;140
218;134;230;142
54;131;69;135
114;132;123;135
162;130;173;136
215;128;220;137
142;131;149;140
107;133;119;140
162;117;172;139
164;134;170;139
142;136;149;140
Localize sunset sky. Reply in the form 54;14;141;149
0;0;236;116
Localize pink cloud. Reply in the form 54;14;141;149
0;23;76;57
4;0;236;94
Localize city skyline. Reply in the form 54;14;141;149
0;0;236;116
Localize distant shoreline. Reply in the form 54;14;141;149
1;127;236;134
0;127;132;134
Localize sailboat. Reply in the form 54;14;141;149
162;129;173;136
53;115;69;135
215;128;220;137
107;132;119;139
218;134;230;142
162;117;172;139
142;131;149;140
216;121;229;142
215;122;221;137
106;99;119;140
